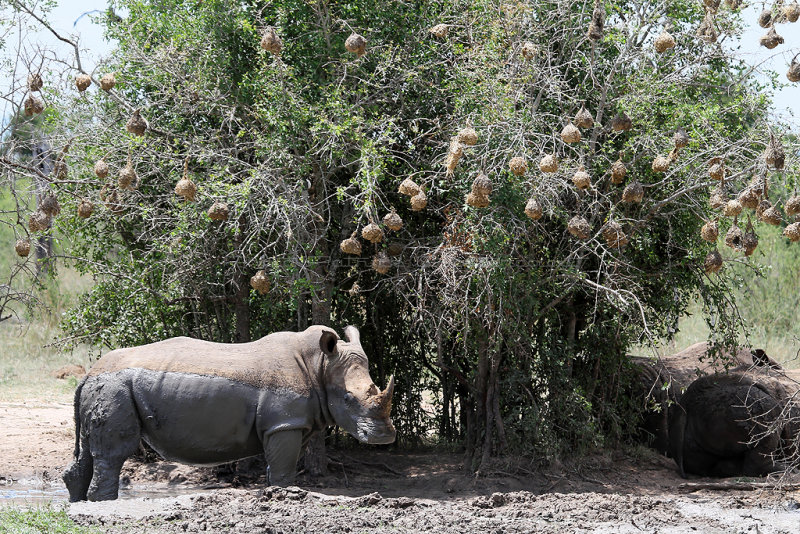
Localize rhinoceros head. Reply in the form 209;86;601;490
320;325;396;445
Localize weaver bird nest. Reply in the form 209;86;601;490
14;239;30;258
673;128;689;148
77;200;94;219
784;222;800;242
568;216;591;240
250;270;270;295
560;123;581;144
94;158;109;179
524;197;543;220
27;73;43;92
651;156;670;173
574;105;593;129
457;127;478;146
701;220;719;242
207;202;230;221
24;95;44;116
509;156;528;176
28;210;50;232
340;232;362;256
610;157;626;184
100;73;116;91
260;27;283;55
429;24;449;39
572;167;591;190
75;73;91;92
372;252;391;274
119;160;138;190
345;33;367;57
398;177;421;197
654;30;676;53
126;109;148;136
362;222;384;244
383;209;403;231
704;250;723;273
622;181;644;204
175;177;196;201
539;154;558;173
611;112;632;132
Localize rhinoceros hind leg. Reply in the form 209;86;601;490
86;389;141;501
63;443;93;502
265;430;303;486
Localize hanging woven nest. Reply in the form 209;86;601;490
118;159;138;190
340;232;362;256
742;225;758;256
737;187;761;210
574;105;594;129
410;190;427;211
587;4;604;41
572;166;591;190
28;210;50;232
175;177;196;201
610;156;626;184
602;221;628;248
99;73;116;91
524;197;543;220
40;194;60;217
104;189;125;215
24;95;44;116
362;222;384;244
610;112;633;132
709;188;727;210
708;158;725;180
372;251;392;275
429;23;449;39
75;73;91;92
260;27;283;55
726;0;741;9
701;220;719;242
509;156;528;176
94;158;109;179
521;41;538;60
445;138;463;174
539;154;558;173
345;33;367;57
567;216;591;240
788;58;800;83
759;205;782;226
14;238;30;257
758;9;773;28
560;122;581;144
398;177;421;197
697;13;719;43
207;201;230;221
724;224;743;250
723;199;742;218
651;156;670;173
466;191;490;208
126;109;148;136
704;249;723;273
27;73;43;92
77;199;94;219
471;172;492;196
784;222;800;242
622;181;644;203
387;242;404;256
383;209;403;231
785;195;800;217
250;270;270;295
786;1;800;22
759;26;784;50
764;134;785;170
673;128;689;149
457;127;478;146
654;30;676;53
704;0;721;12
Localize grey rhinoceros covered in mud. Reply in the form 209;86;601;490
668;367;800;478
63;325;395;501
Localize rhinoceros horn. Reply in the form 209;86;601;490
343;325;361;345
378;375;394;415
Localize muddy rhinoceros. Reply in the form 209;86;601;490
62;325;395;501
668;367;799;478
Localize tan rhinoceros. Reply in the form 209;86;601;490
63;325;395;501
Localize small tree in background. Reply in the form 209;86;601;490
2;0;799;471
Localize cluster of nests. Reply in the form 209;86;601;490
581;0;800;84
23;70;117;119
339;209;404;275
701;135;800;274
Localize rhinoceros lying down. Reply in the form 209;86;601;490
63;325;395;501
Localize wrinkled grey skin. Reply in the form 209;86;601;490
632;346;780;457
63;325;395;501
669;369;798;478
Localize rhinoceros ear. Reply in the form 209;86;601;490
320;330;339;357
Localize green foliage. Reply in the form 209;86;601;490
7;0;795;465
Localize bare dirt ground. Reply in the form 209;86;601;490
3;401;800;533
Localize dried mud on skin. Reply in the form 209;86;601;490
69;486;800;534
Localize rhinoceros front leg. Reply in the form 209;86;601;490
264;430;303;486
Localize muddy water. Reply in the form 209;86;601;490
0;478;209;507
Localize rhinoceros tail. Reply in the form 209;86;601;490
71;376;87;458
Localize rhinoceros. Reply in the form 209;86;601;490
62;325;395;501
668;367;799;477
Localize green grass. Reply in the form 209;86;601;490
634;225;800;368
0;504;102;534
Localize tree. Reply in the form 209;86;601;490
3;0;799;470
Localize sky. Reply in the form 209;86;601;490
4;2;799;127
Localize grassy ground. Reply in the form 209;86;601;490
0;503;101;533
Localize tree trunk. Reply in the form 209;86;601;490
233;272;250;343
